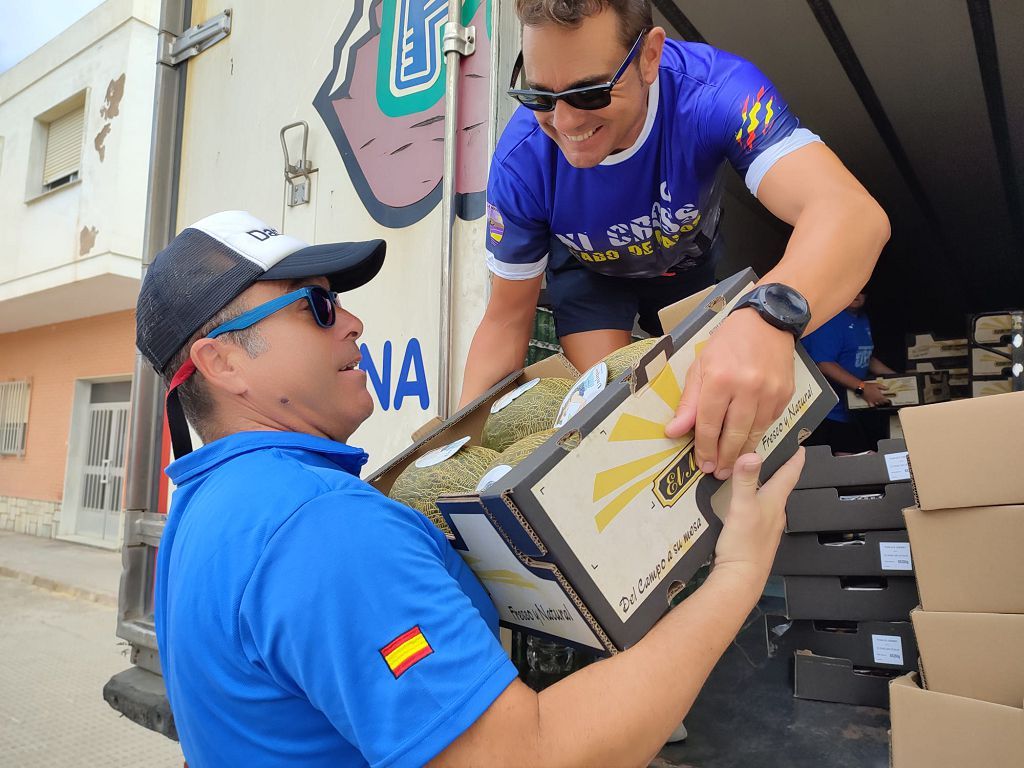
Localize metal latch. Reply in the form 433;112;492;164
442;22;475;57
280;121;316;207
159;9;232;66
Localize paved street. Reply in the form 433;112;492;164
0;576;183;767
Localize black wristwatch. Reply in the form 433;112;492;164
729;283;811;338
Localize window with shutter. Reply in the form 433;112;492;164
42;107;84;189
0;380;31;456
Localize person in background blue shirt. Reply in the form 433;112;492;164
459;0;890;485
802;292;898;454
135;210;806;767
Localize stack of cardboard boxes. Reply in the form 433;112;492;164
889;392;1024;767
768;439;919;707
886;331;967;439
905;331;970;400
968;311;1022;398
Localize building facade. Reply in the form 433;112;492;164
0;0;158;548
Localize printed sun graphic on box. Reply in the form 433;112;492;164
534;307;822;619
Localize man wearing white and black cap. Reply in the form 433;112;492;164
140;210;805;767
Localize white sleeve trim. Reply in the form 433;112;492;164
486;252;548;280
745;128;823;197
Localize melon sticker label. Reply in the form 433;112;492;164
554;362;608;428
490;378;541;414
414;436;471;469
476;464;513;492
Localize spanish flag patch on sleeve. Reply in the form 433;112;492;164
380;626;433;678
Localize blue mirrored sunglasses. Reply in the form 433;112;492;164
207;285;338;339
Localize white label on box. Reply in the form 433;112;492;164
884;451;910;482
871;634;904;666
879;541;913;571
490;378;540;413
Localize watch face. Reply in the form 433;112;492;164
764;284;810;325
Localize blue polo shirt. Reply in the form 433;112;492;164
802;310;874;422
155;431;518;767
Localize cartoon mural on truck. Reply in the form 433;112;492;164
314;0;492;228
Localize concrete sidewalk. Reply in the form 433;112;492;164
0;530;123;606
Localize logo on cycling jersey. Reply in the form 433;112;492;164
487;203;505;244
554;183;702;263
735;85;775;152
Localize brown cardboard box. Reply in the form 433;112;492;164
971;376;1014;398
767;615;917;672
905;332;968;361
903;505;1024;613
889;673;1024;768
772;530;913;577
785;483;915;533
912;608;1024;707
898;392;1024;509
793;651;897;708
795;439;909;490
970;345;1013;378
907;360;969;388
971;312;1017;345
783;576;918;621
371;270;836;653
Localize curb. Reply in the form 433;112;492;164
0;565;118;607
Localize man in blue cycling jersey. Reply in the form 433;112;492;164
460;0;889;482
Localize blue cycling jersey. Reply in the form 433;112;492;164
486;39;820;279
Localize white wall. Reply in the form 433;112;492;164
0;0;158;332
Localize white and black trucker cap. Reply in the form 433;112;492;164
136;211;386;377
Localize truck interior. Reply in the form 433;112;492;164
651;0;1023;363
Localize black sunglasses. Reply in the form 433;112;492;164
508;28;649;112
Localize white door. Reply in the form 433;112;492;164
74;382;130;542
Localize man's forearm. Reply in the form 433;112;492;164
762;192;889;335
869;357;897;375
532;568;762;768
458;317;532;407
817;361;862;393
756;144;890;335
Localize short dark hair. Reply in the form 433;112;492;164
162;294;267;443
515;0;652;50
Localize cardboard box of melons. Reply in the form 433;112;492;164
369;269;836;653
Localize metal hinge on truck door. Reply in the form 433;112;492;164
158;9;232;66
442;22;476;56
280;122;317;207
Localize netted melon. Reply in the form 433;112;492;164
481;378;574;453
483;428;558;477
476;429;559;493
601;337;661;380
389;439;499;535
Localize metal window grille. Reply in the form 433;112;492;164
42;106;84;188
0;381;31;455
